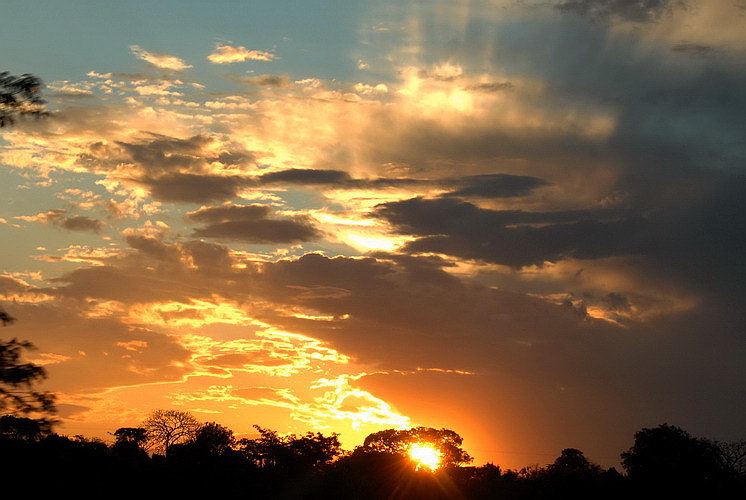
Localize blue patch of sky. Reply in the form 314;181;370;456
2;0;376;87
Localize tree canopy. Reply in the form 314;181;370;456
360;426;472;467
238;425;342;469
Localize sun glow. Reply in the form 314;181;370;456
409;443;441;471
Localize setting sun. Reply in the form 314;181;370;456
409;443;441;471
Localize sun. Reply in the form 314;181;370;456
408;442;442;470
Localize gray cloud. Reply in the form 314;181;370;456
187;203;321;243
258;168;353;185
374;197;646;267
192;219;320;243
444;174;548;198
59;215;105;233
240;74;292;88
556;0;677;23
466;81;515;93
256;168;547;198
16;209;104;234
671;42;717;58
140;173;251;203
186;204;272;223
117;133;212;172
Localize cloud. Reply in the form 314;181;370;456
187;203;321;244
60;215;106;233
186;204;272;223
240;74;292;88
138;173;252;203
4;301;193;393
671;42;717;58
255;168;546;199
556;0;677;23
374;197;646;268
258;168;353;185
192;219;320;244
129;45;192;71
15;210;105;234
207;45;276;64
443;174;548;198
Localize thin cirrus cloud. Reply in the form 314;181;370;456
207;44;276;63
129;45;192;71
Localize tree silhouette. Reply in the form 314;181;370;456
238;425;342;469
622;423;729;494
113;427;148;447
718;440;746;476
141;409;200;455
0;72;48;127
191;421;235;456
360;426;472;467
0;310;56;417
0;414;52;440
549;448;602;476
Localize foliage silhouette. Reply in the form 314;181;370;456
621;423;732;496
0;72;48;127
113;426;148;447
191;421;235;455
0;419;743;498
238;425;342;469
0;310;56;418
718;439;746;476
360;426;472;467
0;415;52;440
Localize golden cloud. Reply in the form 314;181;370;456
207;45;276;64
129;45;192;71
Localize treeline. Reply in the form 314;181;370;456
1;412;744;499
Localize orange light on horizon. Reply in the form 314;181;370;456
409;442;441;471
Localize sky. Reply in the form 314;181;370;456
1;0;745;469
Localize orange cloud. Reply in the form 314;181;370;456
207;45;276;64
129;45;192;71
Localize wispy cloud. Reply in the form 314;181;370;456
207;45;276;64
129;45;192;71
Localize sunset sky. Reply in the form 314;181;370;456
2;0;745;469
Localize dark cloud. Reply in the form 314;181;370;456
181;240;235;274
17;209;104;234
240;74;291;88
258;168;353;185
75;134;257;203
125;234;181;261
186;204;272;223
255;168;546;199
59;215;105;233
466;82;514;93
117;133;212;172
187;203;321;243
80;133;255;175
444;173;548;198
556;0;677;23
140;173;251;203
671;42;716;58
374;197;645;267
192;218;320;243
